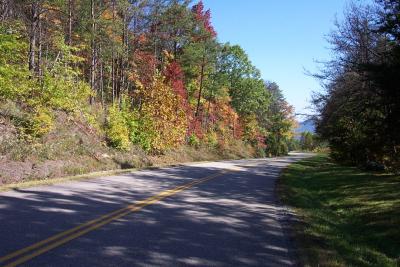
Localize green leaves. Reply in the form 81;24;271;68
106;104;131;151
0;1;299;158
0;30;32;102
314;1;400;167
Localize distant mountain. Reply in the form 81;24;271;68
295;119;315;134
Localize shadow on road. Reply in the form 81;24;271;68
0;156;305;266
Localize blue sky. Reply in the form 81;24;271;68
202;0;352;118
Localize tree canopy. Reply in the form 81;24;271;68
0;0;296;156
313;0;400;169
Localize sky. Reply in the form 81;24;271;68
201;0;352;119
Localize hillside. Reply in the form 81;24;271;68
0;1;297;185
0;107;256;185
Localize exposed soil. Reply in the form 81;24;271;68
0;111;250;186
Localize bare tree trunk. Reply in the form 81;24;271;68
205;83;214;128
119;11;128;104
111;0;116;103
0;0;14;22
117;57;122;104
153;5;159;62
100;55;104;106
233;119;235;138
45;42;48;68
174;40;178;58
90;0;96;104
67;0;73;46
195;52;206;117
36;13;42;79
111;66;115;103
28;1;39;74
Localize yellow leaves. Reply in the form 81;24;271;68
162;50;175;63
133;72;188;153
241;114;261;144
106;104;131;151
24;106;54;138
101;9;114;20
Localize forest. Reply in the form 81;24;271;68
0;0;295;184
313;0;400;170
0;0;296;182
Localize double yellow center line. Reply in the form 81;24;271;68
0;169;234;267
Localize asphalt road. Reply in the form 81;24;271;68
0;153;311;267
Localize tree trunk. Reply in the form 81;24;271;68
111;0;116;103
36;13;42;78
195;52;206;117
67;0;73;46
28;1;39;74
90;0;96;104
120;11;128;103
100;55;104;106
0;0;14;22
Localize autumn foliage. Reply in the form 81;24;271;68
132;72;187;153
0;0;296;156
192;1;217;38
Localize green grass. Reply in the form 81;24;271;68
279;155;400;267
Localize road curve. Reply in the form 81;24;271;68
0;153;312;267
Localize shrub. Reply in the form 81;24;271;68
30;107;54;137
130;115;155;152
106;105;131;150
0;30;33;102
133;72;188;153
188;133;200;147
204;131;218;148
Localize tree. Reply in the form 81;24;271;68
216;44;269;117
265;82;296;156
312;1;400;168
300;132;315;151
0;0;298;159
189;0;217;118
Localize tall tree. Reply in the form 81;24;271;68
313;1;400;167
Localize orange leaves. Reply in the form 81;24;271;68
137;34;148;46
101;8;114;20
133;51;157;87
133;72;187;153
241;114;266;149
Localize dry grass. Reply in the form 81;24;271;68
0;168;138;192
0;147;249;192
0;108;259;190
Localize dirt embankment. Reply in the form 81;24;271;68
0;111;146;185
0;112;253;186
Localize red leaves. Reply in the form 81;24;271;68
132;51;158;87
256;135;267;150
192;1;217;38
188;117;204;138
163;61;187;100
163;60;194;137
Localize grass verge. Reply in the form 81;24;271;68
278;154;400;267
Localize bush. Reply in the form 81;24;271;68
188;134;200;147
204;131;218;148
106;105;131;150
0;30;33;102
132;73;187;153
130;115;155;152
255;147;266;158
30;107;54;138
